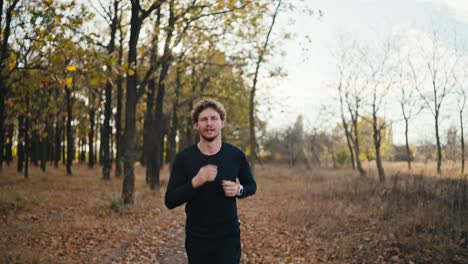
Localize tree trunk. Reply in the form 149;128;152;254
143;78;155;182
24;94;30;179
167;64;182;167
404;118;412;170
62;118;66;165
94;115;99;165
183;69;197;150
40;119;50;172
88;109;95;168
122;1;143;204
460;110;465;175
65;85;73;175
110;129;114;163
160;118;167;166
102;80;112;180
0;82;5;169
435;110;442;175
338;83;355;170
115;40;124;177
40;133;47;172
48;123;53;163
115;63;124;177
31;129;39;167
184;120;193;149
99;123;104;166
80;138;86;163
372;105;385;182
342;119;355;169
5;124;13;166
54;119;60;168
17;115;25;172
352;117;366;176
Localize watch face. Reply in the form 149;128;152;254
238;185;243;196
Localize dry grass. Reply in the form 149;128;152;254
241;162;468;263
364;160;467;179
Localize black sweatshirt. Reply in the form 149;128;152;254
165;142;257;243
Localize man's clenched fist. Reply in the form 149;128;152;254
221;180;240;197
192;164;217;188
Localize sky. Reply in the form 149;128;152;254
260;0;468;145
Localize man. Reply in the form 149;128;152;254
165;98;257;264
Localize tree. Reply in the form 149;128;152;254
356;117;393;163
361;37;395;183
248;0;282;169
410;29;457;175
145;0;175;190
5;0;92;176
334;38;357;170
122;0;163;204
114;21;126;178
284;115;304;167
100;0;123;180
0;0;20;169
453;37;468;174
396;52;423;170
139;0;271;189
343;60;367;176
445;126;459;162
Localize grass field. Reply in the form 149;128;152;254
0;162;467;263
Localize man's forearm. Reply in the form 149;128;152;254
165;181;197;209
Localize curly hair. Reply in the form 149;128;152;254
191;98;227;124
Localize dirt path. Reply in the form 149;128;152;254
159;242;186;264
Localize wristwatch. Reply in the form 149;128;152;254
237;184;244;197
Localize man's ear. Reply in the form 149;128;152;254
194;122;198;130
220;120;225;128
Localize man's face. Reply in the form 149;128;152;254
194;107;224;142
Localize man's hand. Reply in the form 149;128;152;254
221;180;240;197
192;165;217;188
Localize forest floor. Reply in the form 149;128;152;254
0;162;467;263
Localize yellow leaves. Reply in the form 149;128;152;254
7;60;15;72
90;75;101;86
218;1;225;9
218;0;236;10
126;62;136;76
66;77;73;87
66;65;77;72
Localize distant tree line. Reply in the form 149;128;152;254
263;26;468;183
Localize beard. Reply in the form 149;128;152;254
200;130;219;142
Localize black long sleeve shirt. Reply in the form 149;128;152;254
165;142;256;242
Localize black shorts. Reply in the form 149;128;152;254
185;231;241;264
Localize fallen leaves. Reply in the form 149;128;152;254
1;164;467;263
